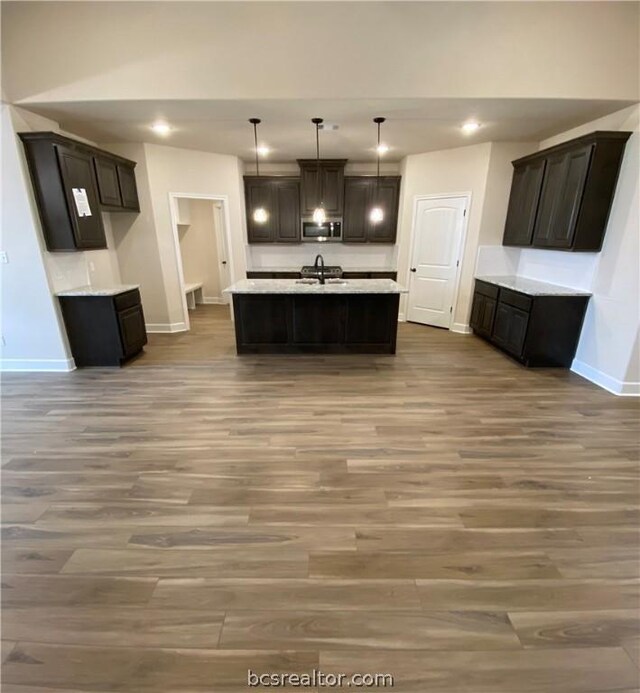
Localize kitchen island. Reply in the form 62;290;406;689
224;278;407;354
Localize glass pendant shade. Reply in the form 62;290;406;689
312;206;326;224
249;118;268;224
369;117;386;226
369;206;384;224
253;207;268;224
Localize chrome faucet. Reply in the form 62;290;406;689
314;254;326;285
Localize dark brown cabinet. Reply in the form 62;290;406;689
245;177;301;243
470;279;589;367
532;145;592;249
59;289;147;367
469;282;497;338
232;292;400;354
503;159;546;247
502;131;630;251
93;156;140;212
93;157;122;207
20;132;140;251
116;163;140;211
298;159;346;217
343;176;400;244
54;144;107;250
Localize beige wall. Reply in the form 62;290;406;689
105;142;170;329
397;143;492;326
3;3;638;103
178;199;222;301
517;104;639;394
141;143;246;326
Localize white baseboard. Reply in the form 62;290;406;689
145;322;188;334
571;359;640;396
201;296;227;305
451;322;472;335
398;312;406;322
1;358;76;372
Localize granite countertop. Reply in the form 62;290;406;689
224;279;407;294
475;275;591;297
56;284;140;297
247;267;398;273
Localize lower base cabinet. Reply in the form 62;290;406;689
470;280;589;367
232;293;400;354
59;289;147;367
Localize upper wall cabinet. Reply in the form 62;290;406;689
343;176;401;244
297;159;347;217
245;177;301;244
19;132;140;252
502;131;631;252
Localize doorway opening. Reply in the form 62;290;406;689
169;193;234;331
406;193;470;329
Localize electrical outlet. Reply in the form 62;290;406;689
0;251;8;264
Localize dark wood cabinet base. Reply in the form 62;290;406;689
59;290;147;367
232;293;400;354
470;280;589;368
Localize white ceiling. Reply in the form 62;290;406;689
22;97;635;162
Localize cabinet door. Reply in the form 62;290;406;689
343;178;371;242
503;159;545;246
117;164;140;211
319;164;345;216
470;292;484;332
117;305;147;359
245;179;275;242
533;145;593;249
470;292;496;337
492;303;529;357
93;157;123;207
55;145;106;249
274;180;300;242
300;165;320;216
299;162;345;216
368;177;400;243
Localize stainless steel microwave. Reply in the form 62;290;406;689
301;219;342;242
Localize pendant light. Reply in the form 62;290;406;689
249;118;268;224
311;117;326;224
369;117;386;224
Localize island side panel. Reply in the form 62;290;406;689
231;293;400;354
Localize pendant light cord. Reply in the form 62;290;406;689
376;120;381;202
315;120;323;207
253;121;260;177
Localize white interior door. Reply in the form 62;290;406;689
213;203;231;304
406;196;467;328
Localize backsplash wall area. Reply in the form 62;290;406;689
247;243;398;270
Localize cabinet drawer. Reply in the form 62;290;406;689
113;289;141;312
474;280;499;299
498;288;532;312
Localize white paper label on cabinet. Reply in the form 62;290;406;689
72;187;92;217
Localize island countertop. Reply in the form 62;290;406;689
224;279;407;294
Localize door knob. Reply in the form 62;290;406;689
410;268;417;272
222;261;227;265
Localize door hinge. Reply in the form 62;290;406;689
456;260;460;267
450;306;453;313
463;209;467;216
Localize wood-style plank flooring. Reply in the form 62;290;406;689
2;305;639;691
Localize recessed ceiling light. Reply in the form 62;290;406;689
151;121;172;136
257;146;270;156
462;121;481;134
376;144;389;155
